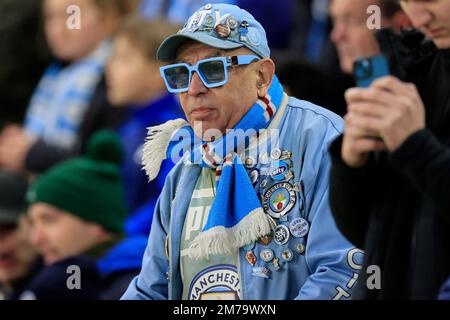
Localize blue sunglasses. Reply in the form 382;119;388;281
160;55;260;93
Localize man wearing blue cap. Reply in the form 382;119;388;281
122;3;362;300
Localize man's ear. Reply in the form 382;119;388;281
256;59;276;97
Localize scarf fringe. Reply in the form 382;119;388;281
142;119;188;181
188;208;274;260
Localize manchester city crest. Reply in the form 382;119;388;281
263;182;297;219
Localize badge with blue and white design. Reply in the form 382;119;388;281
260;249;274;262
289;218;310;238
270;161;290;181
263;182;297;219
273;225;290;245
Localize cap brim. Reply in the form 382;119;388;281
157;32;244;62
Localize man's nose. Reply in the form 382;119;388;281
29;226;44;247
187;72;208;96
331;23;346;44
406;2;432;30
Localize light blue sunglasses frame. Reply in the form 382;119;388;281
160;55;260;93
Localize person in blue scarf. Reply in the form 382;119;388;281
106;16;185;229
122;3;361;300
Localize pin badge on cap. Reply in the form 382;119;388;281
226;16;238;30
247;27;261;46
215;24;231;38
204;15;214;28
239;21;249;42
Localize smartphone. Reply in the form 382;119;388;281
353;54;390;88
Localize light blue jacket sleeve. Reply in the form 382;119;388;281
121;173;174;300
294;114;361;300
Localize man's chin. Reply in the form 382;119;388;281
432;37;450;50
43;254;61;266
192;121;225;142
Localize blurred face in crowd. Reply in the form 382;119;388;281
400;0;450;49
175;41;274;139
28;203;108;266
107;35;165;106
330;0;395;74
44;0;119;62
0;216;38;286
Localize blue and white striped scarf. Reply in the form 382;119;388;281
24;42;111;149
143;76;284;259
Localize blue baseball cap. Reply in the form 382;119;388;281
157;3;270;62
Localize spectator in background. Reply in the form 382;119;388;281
288;0;351;116
106;16;184;220
0;172;41;300
273;50;347;115
329;0;450;299
0;0;139;174
24;131;139;300
0;0;51;128
330;0;410;75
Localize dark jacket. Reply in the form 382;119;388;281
22;236;144;300
0;259;43;300
329;30;450;299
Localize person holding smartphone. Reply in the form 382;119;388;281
329;0;450;299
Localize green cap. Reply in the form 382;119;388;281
26;131;127;233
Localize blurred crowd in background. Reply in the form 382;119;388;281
0;0;424;300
